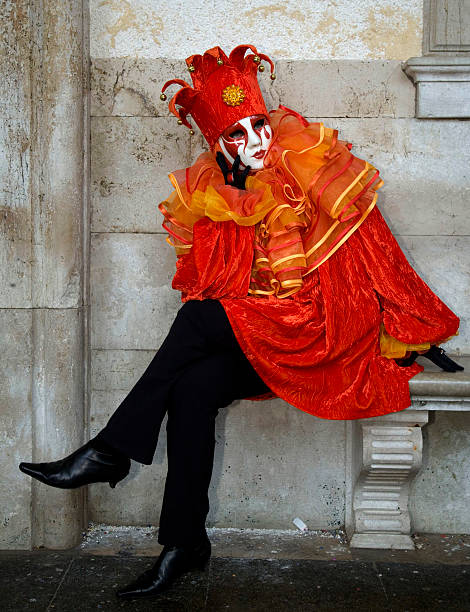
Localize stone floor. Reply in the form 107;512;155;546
2;526;470;611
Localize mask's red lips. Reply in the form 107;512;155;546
253;150;266;159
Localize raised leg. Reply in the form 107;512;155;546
96;299;255;464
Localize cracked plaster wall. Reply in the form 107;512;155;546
90;0;423;60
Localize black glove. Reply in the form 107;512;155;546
396;345;464;372
216;152;251;190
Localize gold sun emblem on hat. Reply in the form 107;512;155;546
222;84;246;107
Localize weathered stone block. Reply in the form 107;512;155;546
90;1;422;61
394;235;470;355
417;80;470;119
0;1;33;309
0;0;31;121
90;58;415;119
0;118;32;307
29;307;85;549
91;58;187;117
1;0;87;551
91;348;156;391
209;399;346;530
425;0;470;53
275;60;415;118
90;233;181;350
310;118;470;238
409;411;470;533
0;309;33;549
28;1;85;310
91;117;191;233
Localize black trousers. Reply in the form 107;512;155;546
96;299;270;546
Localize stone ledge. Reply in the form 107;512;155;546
403;56;470;118
350;532;415;550
409;355;470;399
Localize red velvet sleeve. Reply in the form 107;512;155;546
171;217;255;302
352;206;460;345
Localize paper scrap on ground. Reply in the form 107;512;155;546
293;517;308;532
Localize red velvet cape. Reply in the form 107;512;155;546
169;209;459;420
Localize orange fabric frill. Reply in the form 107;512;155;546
158;108;460;420
160;106;384;299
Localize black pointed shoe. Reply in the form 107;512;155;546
396;346;465;372
422;345;464;372
116;537;211;600
18;439;130;489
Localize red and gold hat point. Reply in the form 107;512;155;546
161;44;275;147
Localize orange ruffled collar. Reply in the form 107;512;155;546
159;106;384;298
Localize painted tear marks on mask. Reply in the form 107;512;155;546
218;115;273;171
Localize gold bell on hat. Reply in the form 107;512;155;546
160;93;167;101
258;64;265;72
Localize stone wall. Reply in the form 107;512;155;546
2;0;469;550
87;55;470;532
89;0;423;60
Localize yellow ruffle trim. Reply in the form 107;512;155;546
170;173;278;226
379;324;431;359
379;324;459;359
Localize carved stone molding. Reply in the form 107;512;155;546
403;56;470;117
404;1;470;117
425;0;470;54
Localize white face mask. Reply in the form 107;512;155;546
218;115;273;171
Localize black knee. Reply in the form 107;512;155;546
169;364;236;419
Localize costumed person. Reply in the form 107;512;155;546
19;44;463;601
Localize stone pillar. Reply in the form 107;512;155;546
0;0;89;549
